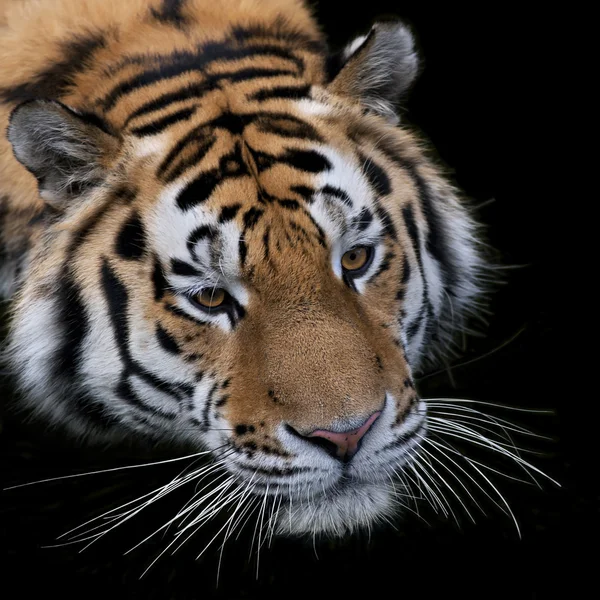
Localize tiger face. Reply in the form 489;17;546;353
3;1;484;537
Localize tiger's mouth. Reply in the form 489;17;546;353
240;410;428;538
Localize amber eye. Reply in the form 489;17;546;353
192;288;227;310
341;246;372;273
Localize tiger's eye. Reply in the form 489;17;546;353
341;247;369;272
194;288;226;309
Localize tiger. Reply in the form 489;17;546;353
0;0;487;539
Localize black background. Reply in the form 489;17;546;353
1;2;587;599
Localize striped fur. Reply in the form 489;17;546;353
0;0;486;537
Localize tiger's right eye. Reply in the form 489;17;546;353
191;288;227;310
341;246;373;275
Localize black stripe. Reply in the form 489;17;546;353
152;257;169;301
301;207;327;248
371;250;394;280
101;259;193;404
150;0;189;28
263;227;271;261
123;82;215;126
250;146;331;174
115;211;146;260
202;382;220;430
359;153;392;197
218;204;242;223
248;84;310;102
290;185;314;202
401;255;411;284
353;207;373;232
278;199;300;210
55;274;89;379
164;301;207;326
171;258;201;277
254;114;323;143
52;187;126;379
175;142;248;210
156;324;181;354
100;41;301;110
231;24;326;54
0;33;105;104
157;125;215;181
187;225;216;263
115;376;177;420
373;140;455;289
239;239;248;266
376;205;398;241
322;185;352;207
243;207;264;230
402;204;434;340
130;106;196;136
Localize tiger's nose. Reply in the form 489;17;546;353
297;411;382;462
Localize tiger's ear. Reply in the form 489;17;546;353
328;21;419;123
7;99;118;208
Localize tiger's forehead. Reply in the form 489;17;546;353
139;107;384;282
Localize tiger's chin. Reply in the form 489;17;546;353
274;482;396;538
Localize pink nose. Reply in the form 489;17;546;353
307;411;381;461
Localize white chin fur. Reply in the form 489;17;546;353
275;482;395;538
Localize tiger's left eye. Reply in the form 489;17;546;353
192;288;227;309
341;246;372;273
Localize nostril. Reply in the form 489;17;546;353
285;411;381;462
302;434;343;460
285;424;344;460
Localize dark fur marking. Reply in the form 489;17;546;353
164;302;207;326
401;255;411;284
238;239;248;266
371;251;394;279
376;205;397;241
353;207;373;232
219;204;242;223
202;382;219;430
0;33;106;104
152;258;169;301
150;0;189;28
187;225;216;259
243;207;264;230
113;185;138;202
115;212;146;260
402;204;434;340
100;41;301;110
158;127;215;182
124;82;214;127
175;143;248;210
248;84;310;102
101;261;190;414
375;142;455;289
231;22;326;54
263;227;271;261
278;199;300;210
156;324;180;354
290;185;314;202
359;153;392;197
171;258;201;277
130;105;196;136
215;394;229;408
55;274;89;379
254;114;322;143
322;185;352;207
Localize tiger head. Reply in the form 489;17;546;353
5;6;484;538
